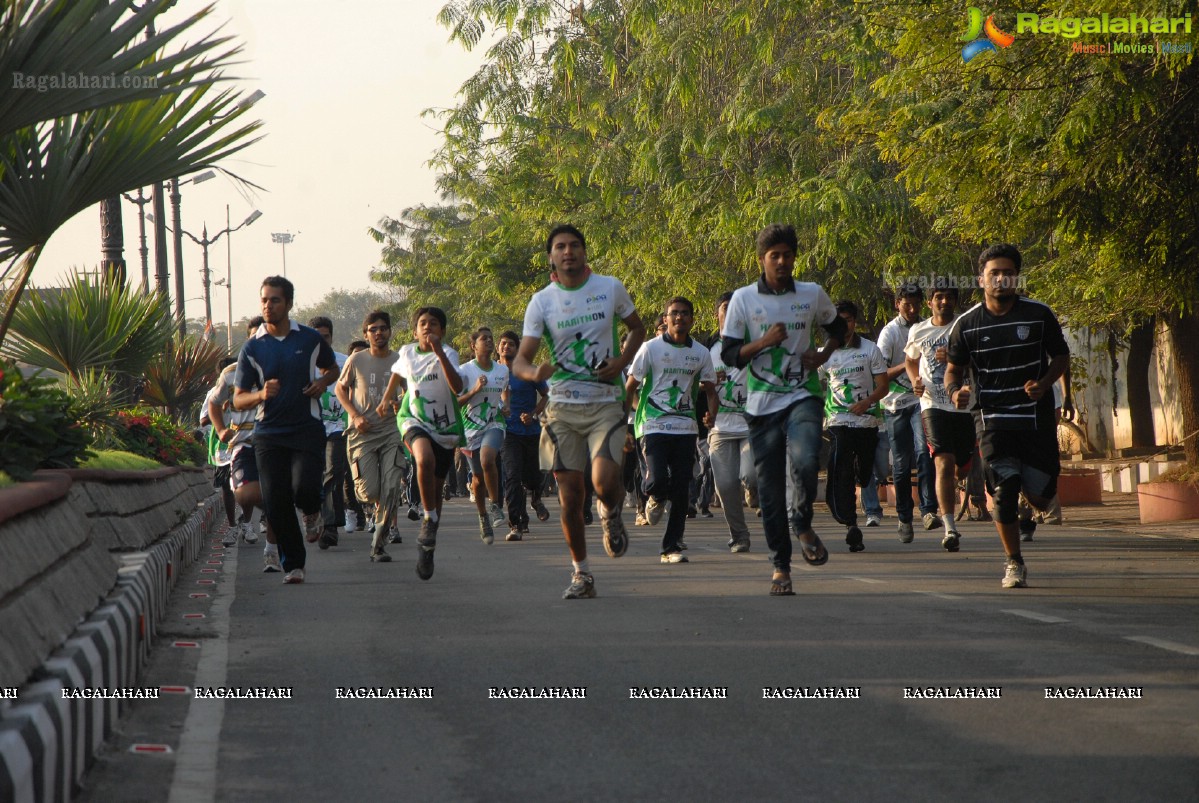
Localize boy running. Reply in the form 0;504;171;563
458;327;510;544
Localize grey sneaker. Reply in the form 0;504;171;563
660;551;688;564
505;527;523;542
729;538;750;553
479;514;494;545
562;572;596;599
416;518;438;580
1002;559;1027;588
942;530;961;552
318;528;338;550
600;508;628;558
369;547;392;563
922;512;943;531
241;522;258;545
645;497;664;525
865;514;882;528
488;500;506;527
221;526;238;547
897;521;914;543
262;549;281;573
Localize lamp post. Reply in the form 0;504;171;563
168;170;216;338
121;188;153;289
184;207;262;350
270;231;297;277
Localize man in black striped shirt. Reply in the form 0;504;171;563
944;244;1069;589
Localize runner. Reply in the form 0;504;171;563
945;244;1069;588
335;311;405;563
707;291;758;553
497;330;550;541
720;224;847;596
308;316;349;550
341;338;369;534
204;355;260;549
878;283;940;541
904;280;975;552
233;277;339;585
512;224;646;599
381;307;464;581
819;301;888;553
457;327;510;544
626;297;717;564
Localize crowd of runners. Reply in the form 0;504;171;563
202;223;1070;597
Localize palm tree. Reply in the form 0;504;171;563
0;0;264;344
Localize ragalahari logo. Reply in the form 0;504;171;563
961;7;1016;62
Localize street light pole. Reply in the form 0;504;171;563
271;232;296;277
184;208;262;351
167;170;215;338
122;188;152;289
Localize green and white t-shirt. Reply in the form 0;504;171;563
819;337;887;428
521;273;636;404
457;359;509;450
720;281;839;417
316;351;347;436
391;343;465;449
903;319;962;414
204;363;256;466
629;335;715;438
709;338;749;435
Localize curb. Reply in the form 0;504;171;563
0;493;219;803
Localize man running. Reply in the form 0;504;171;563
720;224;847;596
335;311;405;563
626;297;717;564
904;280;975;552
708;291;758;553
458;327;509;544
945;244;1069;588
233;277;339;584
497;330;550;541
308;316;349;550
512;224;645;599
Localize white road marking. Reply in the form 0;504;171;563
916;591;962;601
1124;636;1199;656
1001;609;1069;624
849;577;885;584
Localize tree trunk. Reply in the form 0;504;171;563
1166;311;1199;466
99;196;126;285
1126;318;1156;448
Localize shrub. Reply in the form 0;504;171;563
0;359;93;480
112;407;205;467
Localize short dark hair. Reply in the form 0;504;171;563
756;224;798;258
929;277;960;299
894;281;924;301
498;329;520;345
546;224;586;253
247;316;264;334
977;243;1022;273
664;296;694;315
261;275;293;303
347;339;368;353
835;300;859;320
307;315;332;332
715;291;734;314
412;306;447;330
362;310;391;332
470;327;494;346
219;355;237;369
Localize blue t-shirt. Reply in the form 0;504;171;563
506;372;547;436
235;321;337;440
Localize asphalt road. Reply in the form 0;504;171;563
79;497;1199;802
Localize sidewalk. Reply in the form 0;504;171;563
1054;491;1198;540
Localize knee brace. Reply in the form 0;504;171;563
992;475;1022;524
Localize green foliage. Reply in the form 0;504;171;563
79;449;161;472
0;360;93;480
291;287;404;352
2;273;174;389
140;334;225;424
111;407;205;467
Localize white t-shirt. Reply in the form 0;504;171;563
709;338;749;435
457;359;509;449
521;272;636;404
391;343;464;449
903;319;964;413
820;337;887;428
720;280;838;416
877;315;921;412
629;336;716;437
205;364;256;465
316;351;348;436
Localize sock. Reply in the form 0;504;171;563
945;517;956;535
425;510;439;523
1008;553;1024;565
573;559;590;575
264;543;278;555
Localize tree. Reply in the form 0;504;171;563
291;286;406;352
0;0;263;344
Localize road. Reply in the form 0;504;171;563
78;497;1199;802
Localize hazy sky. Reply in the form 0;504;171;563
38;0;486;331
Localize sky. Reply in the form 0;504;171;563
37;0;487;330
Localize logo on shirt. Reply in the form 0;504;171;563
586;294;608;304
1016;326;1031;341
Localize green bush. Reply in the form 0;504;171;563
112;406;205;467
0;360;93;480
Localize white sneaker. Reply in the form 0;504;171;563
660;551;688;564
1002;559;1027;589
262;549;281;573
258;520;267;534
221;526;238;547
241;522;258;545
645;497;665;526
345;511;358;533
488;500;506;527
283;568;305;584
865;514;882;527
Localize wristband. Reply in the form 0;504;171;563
945;382;962;398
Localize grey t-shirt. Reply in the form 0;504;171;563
339;350;401;449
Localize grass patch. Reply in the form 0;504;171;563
0;471;13;489
1151;463;1199;486
79;449;163;471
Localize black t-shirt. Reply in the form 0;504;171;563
946;298;1068;431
